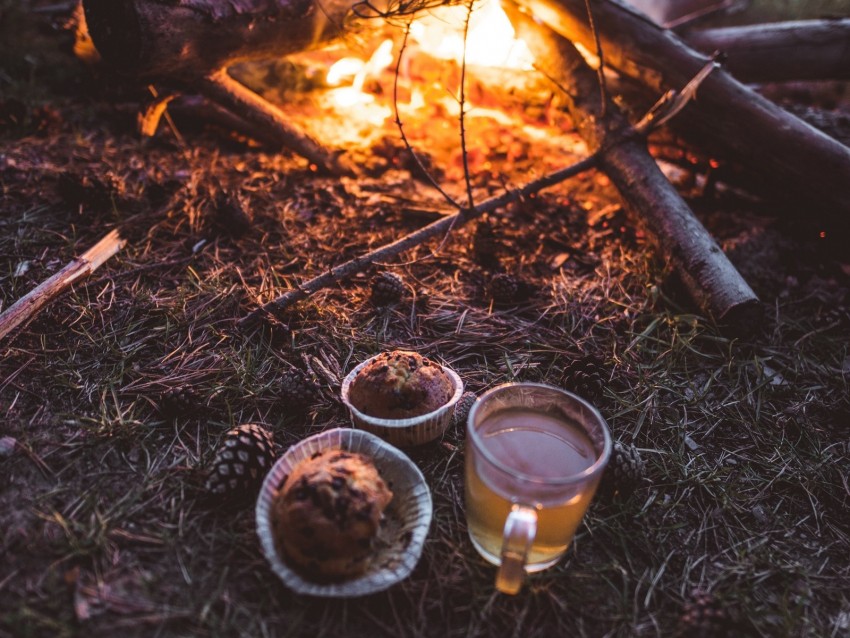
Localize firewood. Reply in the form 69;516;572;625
514;0;850;225
81;0;364;172
0;230;126;342
507;4;760;329
686;19;850;83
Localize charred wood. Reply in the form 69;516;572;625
81;0;362;172
508;4;760;329
515;0;850;224
685;19;850;83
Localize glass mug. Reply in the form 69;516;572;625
465;383;611;594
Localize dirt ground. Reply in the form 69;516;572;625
1;2;849;637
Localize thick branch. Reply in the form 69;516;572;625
196;70;349;174
240;155;600;325
508;5;759;328
515;0;850;222
686;19;850;83
82;0;359;172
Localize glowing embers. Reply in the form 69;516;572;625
321;0;533;124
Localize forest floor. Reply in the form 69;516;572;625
1;2;849;637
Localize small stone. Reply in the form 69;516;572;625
0;436;17;458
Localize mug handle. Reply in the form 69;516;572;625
496;504;537;594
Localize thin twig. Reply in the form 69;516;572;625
583;0;608;118
458;0;477;210
392;22;462;211
239;153;599;326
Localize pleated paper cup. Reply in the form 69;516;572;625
340;356;464;447
255;428;432;598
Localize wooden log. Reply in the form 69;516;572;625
686;19;850;83
507;4;760;329
514;0;850;223
82;0;365;172
0;230;126;342
81;0;361;81
196;70;350;174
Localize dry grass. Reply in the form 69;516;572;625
2;3;850;637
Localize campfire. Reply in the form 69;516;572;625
45;0;837;336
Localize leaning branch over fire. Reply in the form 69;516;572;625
0;230;126;343
685;19;850;83
239;154;599;326
507;4;760;328
515;0;850;223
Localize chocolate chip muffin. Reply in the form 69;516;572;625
272;448;393;581
348;350;454;419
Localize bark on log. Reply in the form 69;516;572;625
82;0;366;172
515;0;850;224
81;0;361;81
686;19;850;83
507;5;760;329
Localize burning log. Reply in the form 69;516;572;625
514;0;850;223
507;5;760;328
81;0;365;172
686;19;850;83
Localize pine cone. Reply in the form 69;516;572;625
205;424;276;501
158;385;201;418
677;591;732;638
473;220;501;268
598;441;645;500
278;369;319;410
452;391;478;428
370;272;406;306
216;192;253;236
488;273;526;306
560;355;605;402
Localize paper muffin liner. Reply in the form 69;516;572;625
340;355;464;446
255;428;433;597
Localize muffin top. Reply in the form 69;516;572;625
272;448;393;581
348;350;454;419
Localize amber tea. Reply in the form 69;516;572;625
465;384;610;593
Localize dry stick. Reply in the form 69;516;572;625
583;0;608;117
458;0;477;209
516;0;850;220
508;5;760;328
239;154;599;326
685;19;850;83
196;70;349;176
0;230;126;342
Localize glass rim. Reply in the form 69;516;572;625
467;382;612;486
